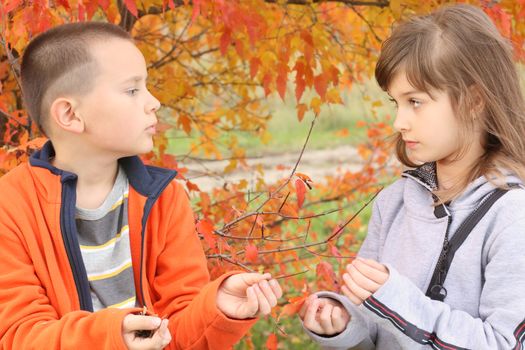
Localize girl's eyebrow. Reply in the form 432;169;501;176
388;89;425;99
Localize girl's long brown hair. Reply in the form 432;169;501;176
375;4;525;203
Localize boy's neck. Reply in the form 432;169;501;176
51;144;120;209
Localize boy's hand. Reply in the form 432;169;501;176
299;294;350;335
122;314;171;350
341;257;389;305
216;273;282;319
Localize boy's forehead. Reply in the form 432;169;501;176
89;38;147;79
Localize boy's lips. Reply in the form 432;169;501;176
146;125;157;134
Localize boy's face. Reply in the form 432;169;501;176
73;38;160;158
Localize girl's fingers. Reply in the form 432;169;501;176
353;258;389;284
318;303;334;334
331;306;349;333
343;272;372;302
303;298;322;333
341;284;365;305
346;264;381;293
298;294;317;319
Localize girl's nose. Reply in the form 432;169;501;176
393;109;410;132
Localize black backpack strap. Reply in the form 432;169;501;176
425;185;517;301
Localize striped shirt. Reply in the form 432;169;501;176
75;167;136;311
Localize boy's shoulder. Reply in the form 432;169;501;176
0;162;33;190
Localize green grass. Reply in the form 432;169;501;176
166;79;394;157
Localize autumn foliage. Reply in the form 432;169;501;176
2;0;525;347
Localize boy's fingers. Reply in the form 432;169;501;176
158;319;171;341
245;286;259;316
153;319;171;347
240;272;271;286
253;284;271;315
269;279;283;299
346;264;380;293
123;314;161;332
257;280;278;307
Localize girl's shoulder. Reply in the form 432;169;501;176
373;177;409;215
376;177;407;202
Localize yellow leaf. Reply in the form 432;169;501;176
326;88;343;104
310;97;321;115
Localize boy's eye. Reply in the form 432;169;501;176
409;98;421;108
126;88;139;96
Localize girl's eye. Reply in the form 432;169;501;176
388;97;398;106
410;98;421;108
126;88;139;96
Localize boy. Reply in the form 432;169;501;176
0;22;282;349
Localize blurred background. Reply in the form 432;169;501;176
1;0;524;348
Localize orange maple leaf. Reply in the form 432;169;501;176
245;244;258;263
265;333;278;350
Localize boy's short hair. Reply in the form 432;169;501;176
21;22;132;135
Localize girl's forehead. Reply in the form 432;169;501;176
388;72;419;95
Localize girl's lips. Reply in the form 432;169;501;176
405;141;419;149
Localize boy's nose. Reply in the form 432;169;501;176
146;93;161;113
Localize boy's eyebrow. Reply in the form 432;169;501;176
120;75;147;84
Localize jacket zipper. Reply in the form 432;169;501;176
137;172;178;313
60;176;93;311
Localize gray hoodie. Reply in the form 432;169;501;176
304;163;525;349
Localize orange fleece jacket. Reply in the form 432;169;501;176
0;159;256;349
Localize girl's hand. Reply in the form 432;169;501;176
299;294;350;336
342;257;389;305
216;273;282;319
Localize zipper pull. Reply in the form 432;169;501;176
135;305;154;338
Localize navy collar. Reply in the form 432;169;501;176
30;141;177;198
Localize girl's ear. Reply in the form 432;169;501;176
49;97;85;134
469;84;485;118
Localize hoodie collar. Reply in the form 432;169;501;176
402;162;438;192
30;141;177;198
401;161;522;211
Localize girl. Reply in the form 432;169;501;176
299;4;525;350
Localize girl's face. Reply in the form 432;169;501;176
388;71;484;167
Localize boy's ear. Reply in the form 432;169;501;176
49;97;84;134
